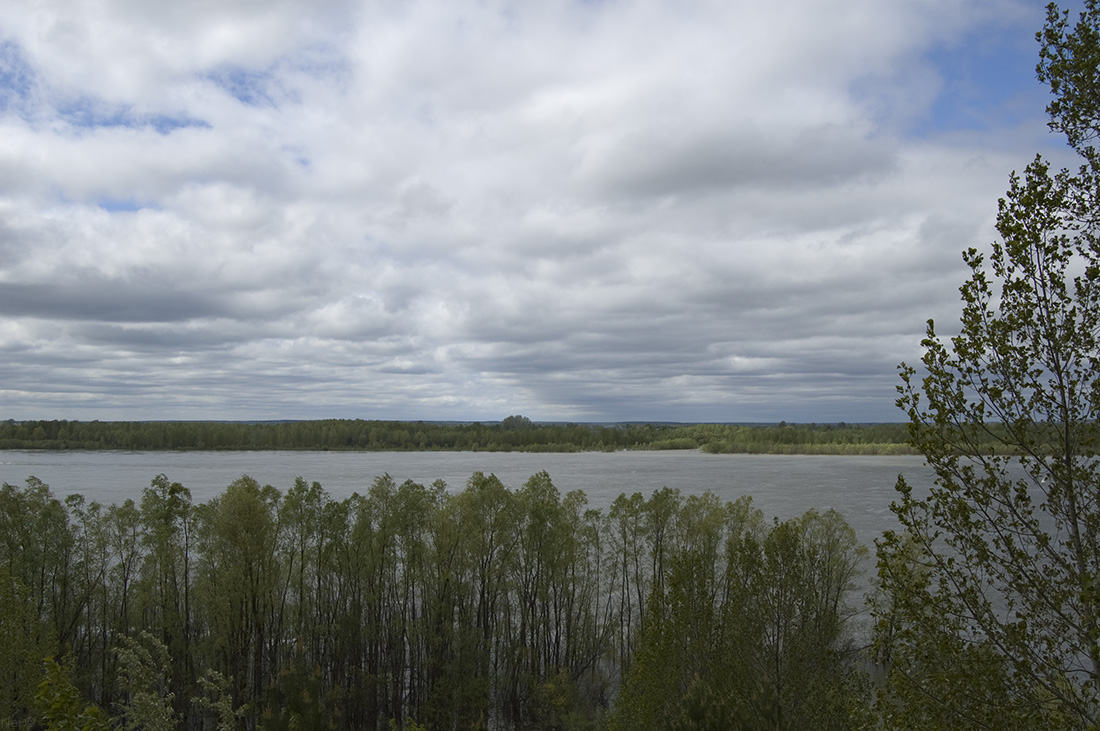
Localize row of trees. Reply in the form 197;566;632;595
0;471;869;730
0;418;915;455
694;423;913;455
0;418;643;452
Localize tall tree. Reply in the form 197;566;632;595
875;2;1100;727
137;474;195;723
193;476;283;715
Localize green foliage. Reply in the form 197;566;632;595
0;565;51;729
665;676;742;731
388;718;428;731
874;2;1100;727
501;414;534;431
137;473;195;724
259;659;335;731
196;669;246;731
35;657;111;731
696;422;915;455
611;504;869;731
193;476;282;713
1038;0;1100;168
0;469;874;729
114;631;178;731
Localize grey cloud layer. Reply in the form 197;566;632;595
0;0;1056;421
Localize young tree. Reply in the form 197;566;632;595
113;631;178;731
35;657;112;731
875;2;1100;726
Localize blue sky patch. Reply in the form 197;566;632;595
207;66;278;107
57;98;209;134
921;27;1048;136
0;41;36;113
148;114;211;135
59;98;129;128
0;40;209;133
98;198;156;213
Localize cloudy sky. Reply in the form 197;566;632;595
0;0;1081;424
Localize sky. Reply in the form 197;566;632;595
0;0;1083;424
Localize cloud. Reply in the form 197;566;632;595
0;0;1063;422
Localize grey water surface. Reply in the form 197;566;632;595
0;449;933;550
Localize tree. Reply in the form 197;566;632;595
501;415;533;431
35;657;111;731
612;503;868;731
137;474;195;724
113;631;178;731
0;563;51;728
193;476;282;713
874;2;1100;727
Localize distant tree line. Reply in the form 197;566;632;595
0;472;869;730
0;418;916;455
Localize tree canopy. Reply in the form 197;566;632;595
0;472;870;730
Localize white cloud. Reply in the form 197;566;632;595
0;0;1063;422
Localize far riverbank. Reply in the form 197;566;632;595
0;418;916;454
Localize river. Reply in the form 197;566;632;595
0;449;934;551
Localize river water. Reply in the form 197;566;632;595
0;449;934;551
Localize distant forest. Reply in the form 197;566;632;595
0;417;916;455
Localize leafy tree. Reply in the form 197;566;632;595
35;657;111;731
0;564;50;728
195;669;247;731
504;472;610;729
455;472;519;725
874;2;1100;727
258;658;334;731
606;492;650;677
193;476;282;714
501;414;534;431
113;631;178;731
137;474;196;723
